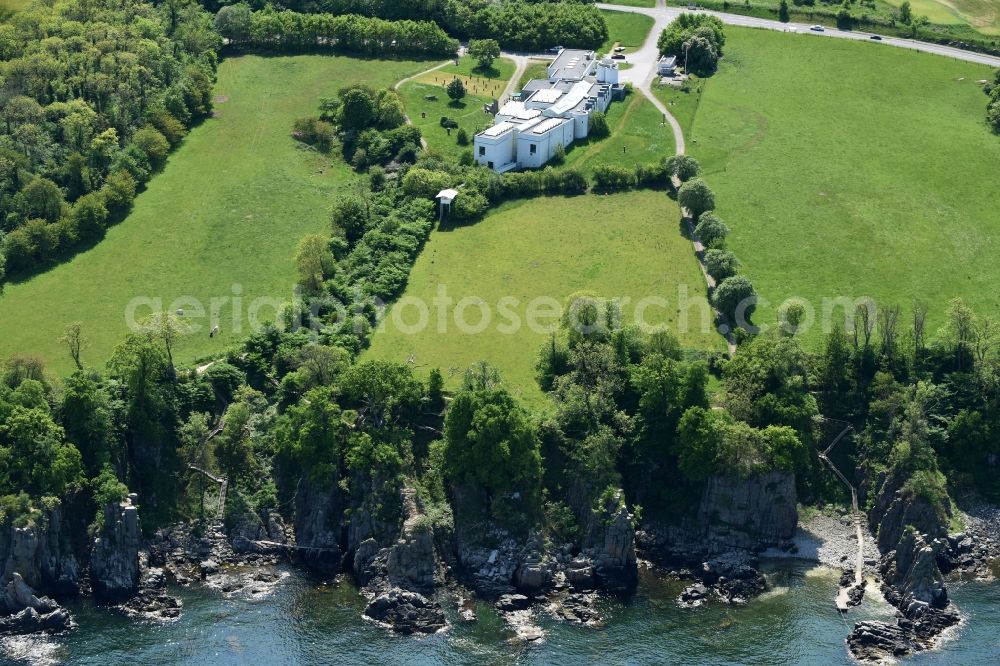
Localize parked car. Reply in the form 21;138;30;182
548;45;563;54
611;53;626;60
869;34;883;40
810;25;825;32
614;46;626;53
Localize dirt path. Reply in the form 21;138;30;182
498;54;529;105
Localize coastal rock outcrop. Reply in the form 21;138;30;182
579;490;637;593
363;587;446;634
90;496;141;599
0;506;80;596
0;572;75;635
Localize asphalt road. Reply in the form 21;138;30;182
596;1;1000;69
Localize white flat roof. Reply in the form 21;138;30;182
531;89;563;104
480;121;515;138
498;100;542;121
526;117;567;135
548;80;591;115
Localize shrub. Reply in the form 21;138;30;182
292;117;336;152
402;167;451;199
591;164;636;192
560;168;589;195
678;178;715;217
552;142;566;165
447;78;466;101
694;211;729;249
451;188;490;221
456;128;469;145
132;126;170;170
589;111;610;139
635;161;668;188
71;192;110;240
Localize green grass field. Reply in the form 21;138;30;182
397;56;514;161
600;9;655;54
0;55;426;374
516;59;551;91
563;93;678;171
365;191;723;404
688;28;1000;342
603;0;656;8
883;0;999;34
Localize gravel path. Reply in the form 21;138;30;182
763;512;880;574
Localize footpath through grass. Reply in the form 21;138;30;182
689;28;1000;342
365;191;724;404
0;55;425;374
562;93;677;170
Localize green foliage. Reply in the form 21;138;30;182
694;211;729;249
468;39;501;69
665;154;701;182
443;385;543;510
657;13;725;75
704;248;740;282
713;274;756;324
92;466;128;506
447;78;467;102
589;111;611;139
292;117;336;152
239;9;458;56
678;178;716;218
591;164;636;192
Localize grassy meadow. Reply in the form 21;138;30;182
397;56;514;161
365;191;724;404
563;93;678;170
0;55;426;374
600;9;656;54
882;0;999;34
688;28;1000;342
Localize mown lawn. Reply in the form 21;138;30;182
689;28;1000;342
600;9;655;54
397;57;515;161
365;191;724;404
0;55;426;374
562;92;677;170
0;0;30;12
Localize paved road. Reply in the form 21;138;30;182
596;2;1000;68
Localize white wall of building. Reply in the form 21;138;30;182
474;132;515;170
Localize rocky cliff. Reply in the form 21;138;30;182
292;476;345;576
697;471;798;553
579;490;637;593
0;506;80;597
89;496;141;599
849;472;959;661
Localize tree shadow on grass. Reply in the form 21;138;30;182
447;100;467;110
471;64;502;79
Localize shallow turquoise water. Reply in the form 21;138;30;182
1;561;997;665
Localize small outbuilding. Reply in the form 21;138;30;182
435;188;459;220
657;55;678;77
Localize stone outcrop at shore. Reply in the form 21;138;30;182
90;496;141;599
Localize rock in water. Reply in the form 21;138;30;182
363;588;446;634
90;498;141;600
0;573;76;635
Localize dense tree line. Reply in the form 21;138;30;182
214;6;459;56
0;0;220;283
214;1;607;53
